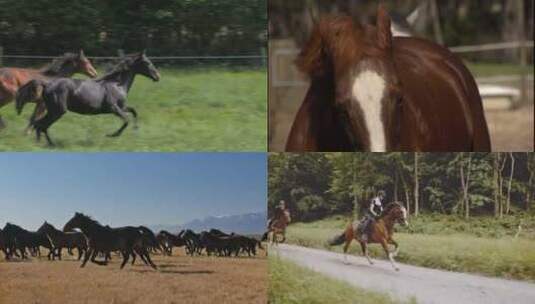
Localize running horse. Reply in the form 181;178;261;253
266;207;291;245
0;50;97;129
329;202;408;271
286;5;491;152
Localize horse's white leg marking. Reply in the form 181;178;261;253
388;252;399;271
351;70;387;152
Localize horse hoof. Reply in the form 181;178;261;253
395;267;400;271
106;133;119;138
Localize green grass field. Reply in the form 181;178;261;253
0;68;267;151
286;215;535;281
269;256;414;304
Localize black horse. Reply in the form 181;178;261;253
157;230;188;256
2;223;52;259
0;228;10;259
16;51;160;146
63;212;157;270
182;229;203;256
37;221;87;260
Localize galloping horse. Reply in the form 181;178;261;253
63;212;157;270
16;50;160;146
0;50;97;129
37;221;87;261
286;6;491;152
329;202;408;271
266;208;291;245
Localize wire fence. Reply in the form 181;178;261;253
0;48;268;69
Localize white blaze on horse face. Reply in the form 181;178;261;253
351;70;387;152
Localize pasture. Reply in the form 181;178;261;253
268;256;412;304
0;247;267;304
0;67;267;151
283;216;535;281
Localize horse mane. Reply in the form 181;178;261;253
95;54;138;81
76;213;103;227
41;53;78;75
380;202;403;218
295;11;392;79
5;222;29;233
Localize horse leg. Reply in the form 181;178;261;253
34;108;65;147
360;241;373;265
389;239;399;257
107;105;129;137
342;238;352;264
57;248;62;260
381;240;399;271
77;248;83;261
125;106;138;129
25;101;46;134
131;251;137;265
120;250;130;269
81;248;93;268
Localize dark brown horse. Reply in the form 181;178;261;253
0;50;97;129
286;6;491;152
329;202;408;271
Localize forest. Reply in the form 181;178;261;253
268;153;535;222
0;0;266;57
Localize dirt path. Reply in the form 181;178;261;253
0;250;267;304
271;244;535;304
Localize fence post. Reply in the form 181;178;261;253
260;47;267;67
517;0;528;106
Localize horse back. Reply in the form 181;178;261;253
392;37;491;151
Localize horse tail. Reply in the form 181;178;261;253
16;79;46;115
257;240;264;250
261;231;268;241
328;231;346;246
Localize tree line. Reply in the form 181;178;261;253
0;0;266;57
269;153;535;222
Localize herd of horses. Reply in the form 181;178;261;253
0;50;159;146
0;212;264;271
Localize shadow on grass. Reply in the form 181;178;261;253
130;269;215;275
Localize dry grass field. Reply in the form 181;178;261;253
0;248;267;304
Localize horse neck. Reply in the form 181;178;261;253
41;62;76;78
77;218;103;237
379;213;396;235
106;69;136;92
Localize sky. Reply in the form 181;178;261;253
0;153;266;230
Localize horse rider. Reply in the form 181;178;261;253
358;190;385;242
268;200;291;230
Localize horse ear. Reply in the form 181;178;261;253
141;49;146;56
79;49;85;58
376;4;392;50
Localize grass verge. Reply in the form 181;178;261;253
269;256;413;304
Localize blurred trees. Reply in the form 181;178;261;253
0;0;266;56
268;153;535;222
269;0;533;48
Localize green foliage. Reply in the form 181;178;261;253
0;0;266;56
269;257;411;304
0;68;267;151
269;153;535;221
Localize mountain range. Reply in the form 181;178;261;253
149;211;266;235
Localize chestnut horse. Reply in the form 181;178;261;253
267;209;291;245
0;50;97;129
286;6;491;152
328;202;408;271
